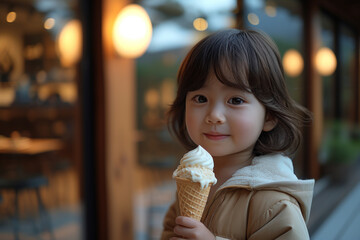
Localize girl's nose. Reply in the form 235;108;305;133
205;105;225;124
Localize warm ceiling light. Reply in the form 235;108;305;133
112;4;152;58
57;19;83;67
193;18;208;31
6;11;16;23
265;6;277;17
315;47;337;76
247;13;259;25
283;49;304;77
44;18;55;30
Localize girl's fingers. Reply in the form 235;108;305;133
173;224;194;237
175;216;199;227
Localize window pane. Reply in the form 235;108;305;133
319;12;336;121
0;0;83;239
339;24;356;121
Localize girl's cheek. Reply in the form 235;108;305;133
185;112;198;140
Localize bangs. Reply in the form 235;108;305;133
212;54;251;93
211;30;252;92
179;30;254;93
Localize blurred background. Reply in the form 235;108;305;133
0;0;359;239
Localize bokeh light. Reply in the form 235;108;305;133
112;4;152;58
247;13;259;25
6;11;16;23
283;49;304;77
57;19;83;67
315;47;337;76
193;18;208;31
44;18;56;30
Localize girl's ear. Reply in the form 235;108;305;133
263;113;277;132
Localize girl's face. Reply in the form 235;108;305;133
185;75;275;158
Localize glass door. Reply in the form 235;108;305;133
0;0;84;239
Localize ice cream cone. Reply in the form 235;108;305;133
175;177;212;221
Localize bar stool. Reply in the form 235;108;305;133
0;175;55;240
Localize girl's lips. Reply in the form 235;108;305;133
204;133;229;140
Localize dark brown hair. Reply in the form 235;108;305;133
167;29;312;156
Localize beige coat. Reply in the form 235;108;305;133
161;154;315;240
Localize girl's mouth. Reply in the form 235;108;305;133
203;132;229;140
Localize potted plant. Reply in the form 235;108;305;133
319;121;360;183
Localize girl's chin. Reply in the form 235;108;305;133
208;148;254;159
193;143;228;156
204;148;229;157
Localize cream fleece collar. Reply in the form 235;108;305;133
218;153;315;222
221;153;311;188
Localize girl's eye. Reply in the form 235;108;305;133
193;95;207;103
228;97;244;105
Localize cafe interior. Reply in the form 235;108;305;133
0;0;359;239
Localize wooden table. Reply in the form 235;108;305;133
0;137;59;240
0;137;63;155
0;137;65;176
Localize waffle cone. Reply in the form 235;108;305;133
175;177;212;221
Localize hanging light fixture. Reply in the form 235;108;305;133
112;4;152;58
6;11;17;23
44;18;56;30
57;19;83;67
282;49;304;77
193;17;208;31
315;47;337;76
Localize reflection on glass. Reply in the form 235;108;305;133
0;0;83;239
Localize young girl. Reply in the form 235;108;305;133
161;29;314;240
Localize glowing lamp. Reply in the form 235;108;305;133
193;18;208;31
282;49;303;77
6;11;16;23
315;47;337;76
57;20;83;67
247;13;259;25
112;4;152;58
265;6;276;17
44;18;55;30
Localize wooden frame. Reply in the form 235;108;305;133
80;0;107;239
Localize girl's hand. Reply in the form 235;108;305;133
170;216;215;240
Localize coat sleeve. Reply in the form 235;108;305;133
247;192;310;240
161;200;178;240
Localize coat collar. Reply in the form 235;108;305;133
218;153;315;222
